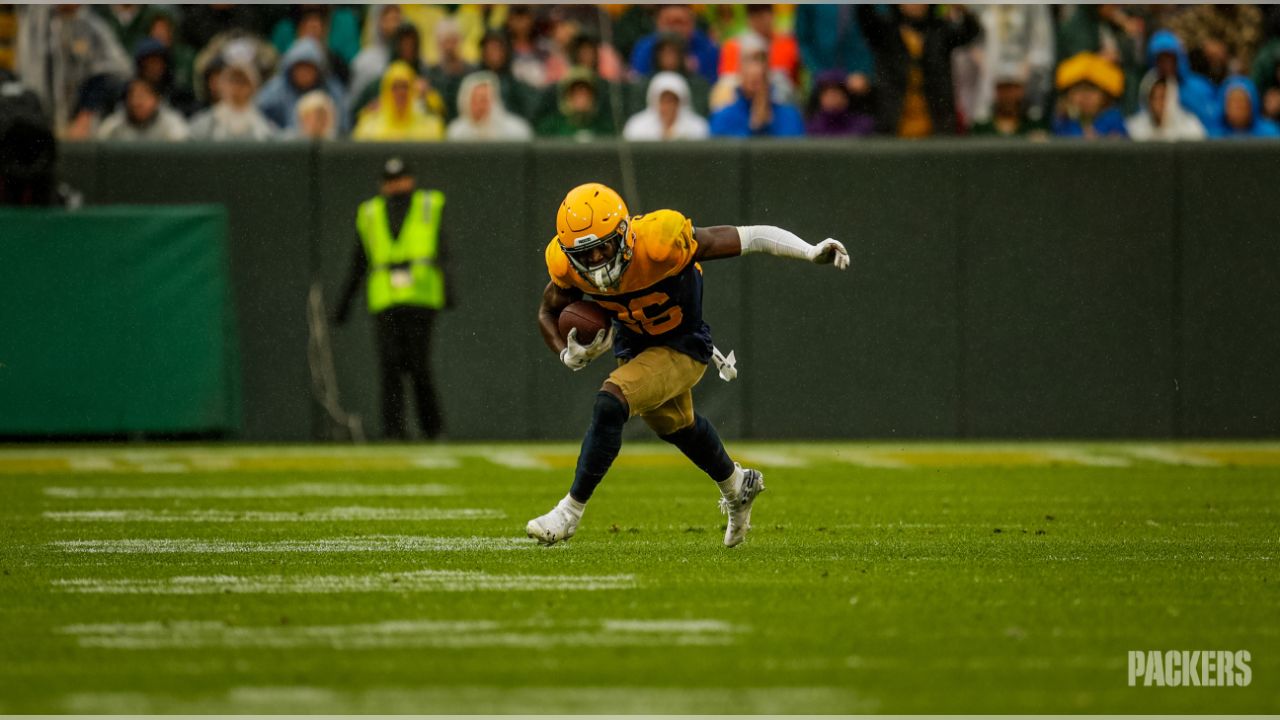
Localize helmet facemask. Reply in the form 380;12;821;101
561;219;632;291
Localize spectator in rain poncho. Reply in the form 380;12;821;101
1126;74;1207;142
350;23;446;123
535;66;616;139
353;61;444;141
191;32;279;110
623;71;709;141
1211;76;1280;138
446;71;532;141
188;58;279;141
293;90;338;140
1143;30;1220;134
256;37;348;134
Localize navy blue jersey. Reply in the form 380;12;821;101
587;261;713;364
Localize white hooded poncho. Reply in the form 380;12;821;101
622;72;710;141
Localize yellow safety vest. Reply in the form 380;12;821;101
356;189;446;313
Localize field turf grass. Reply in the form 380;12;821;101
0;442;1277;713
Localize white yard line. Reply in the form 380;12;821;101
1042;449;1133;467
827;451;912;469
43;507;504;523
60;618;741;650
1125;446;1223;467
480;450;552;470
2;447;464;473
409;456;460;469
43;482;458;499
599;619;736;633
53;568;636;594
51;536;534;554
61;686;877;714
735;450;810;468
66;457;119;472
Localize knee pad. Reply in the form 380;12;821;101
592;390;628;430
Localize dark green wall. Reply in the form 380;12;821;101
957;144;1179;438
1177;143;1280;437
747;144;963;438
53;140;1280;440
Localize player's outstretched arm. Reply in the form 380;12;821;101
694;225;849;269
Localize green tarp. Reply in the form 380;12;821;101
0;205;239;435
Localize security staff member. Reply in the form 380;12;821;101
332;157;451;440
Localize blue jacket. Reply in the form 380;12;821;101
794;4;873;77
1212;76;1280;138
256;37;348;132
1052;107;1130;138
631;30;720;84
709;90;805;138
1145;30;1219;132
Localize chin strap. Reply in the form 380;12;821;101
711;345;738;382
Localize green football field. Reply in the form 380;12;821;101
1;442;1277;714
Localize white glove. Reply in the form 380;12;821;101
810;238;850;270
711;346;737;382
559;325;614;371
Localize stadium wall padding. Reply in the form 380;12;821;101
956;143;1179;438
1176;143;1280;437
39;140;1280;440
0;205;239;435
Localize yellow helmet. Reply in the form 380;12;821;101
556;182;633;290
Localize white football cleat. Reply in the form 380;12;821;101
525;498;581;546
719;465;765;547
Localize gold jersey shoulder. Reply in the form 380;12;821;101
545;209;698;295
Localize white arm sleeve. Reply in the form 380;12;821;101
736;225;817;260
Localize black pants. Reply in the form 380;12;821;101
374;307;443;440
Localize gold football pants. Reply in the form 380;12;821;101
607;346;707;436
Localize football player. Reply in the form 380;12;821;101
527;182;848;547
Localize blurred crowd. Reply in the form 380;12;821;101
3;3;1280;144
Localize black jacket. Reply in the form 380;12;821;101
857;5;981;135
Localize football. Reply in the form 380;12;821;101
558;301;611;344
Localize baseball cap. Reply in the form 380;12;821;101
382;157;413;181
